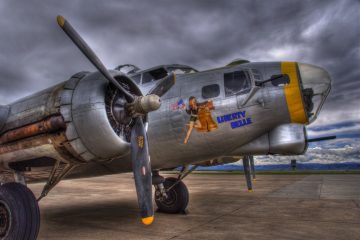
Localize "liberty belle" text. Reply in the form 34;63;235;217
217;111;252;129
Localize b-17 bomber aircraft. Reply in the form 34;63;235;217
0;16;332;239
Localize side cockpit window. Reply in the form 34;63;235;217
142;72;154;84
131;74;141;84
142;67;168;84
224;71;251;97
251;69;262;82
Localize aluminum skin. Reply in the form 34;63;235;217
0;61;331;181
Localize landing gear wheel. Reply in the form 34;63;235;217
155;177;189;214
0;182;40;240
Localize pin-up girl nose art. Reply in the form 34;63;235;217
184;96;218;144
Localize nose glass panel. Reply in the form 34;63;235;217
298;63;331;123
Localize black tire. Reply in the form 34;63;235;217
155;177;189;214
0;182;40;240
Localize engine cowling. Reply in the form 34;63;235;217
0;70;141;165
64;71;135;161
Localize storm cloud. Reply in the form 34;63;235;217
0;0;359;163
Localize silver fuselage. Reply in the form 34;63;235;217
0;62;331;181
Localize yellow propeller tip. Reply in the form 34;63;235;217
248;189;253;192
57;15;65;27
142;216;154;225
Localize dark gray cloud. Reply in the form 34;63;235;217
0;0;359;118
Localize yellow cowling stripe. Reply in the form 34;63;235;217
282;62;308;124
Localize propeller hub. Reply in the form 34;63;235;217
127;95;161;116
140;94;161;113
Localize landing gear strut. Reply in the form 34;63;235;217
243;156;256;192
153;166;195;214
0;182;40;240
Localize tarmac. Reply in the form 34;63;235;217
31;173;360;240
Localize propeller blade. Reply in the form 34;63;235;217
148;73;176;97
130;117;154;225
56;15;134;101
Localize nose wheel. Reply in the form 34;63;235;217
0;182;40;240
155;177;189;214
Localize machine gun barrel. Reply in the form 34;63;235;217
306;135;336;143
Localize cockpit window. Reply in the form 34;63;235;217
251;69;262;82
224;71;251;97
142;68;168;84
142;72;154;84
149;68;168;79
131;74;141;84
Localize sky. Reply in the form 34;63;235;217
0;0;359;165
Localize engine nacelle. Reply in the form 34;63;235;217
0;70;139;165
232;124;308;156
65;71;131;161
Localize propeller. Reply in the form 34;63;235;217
57;15;158;225
56;16;134;101
131;117;153;224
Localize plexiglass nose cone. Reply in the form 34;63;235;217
298;63;331;122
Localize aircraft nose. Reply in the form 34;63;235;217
298;63;331;123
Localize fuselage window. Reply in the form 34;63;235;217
202;84;220;99
224;71;251;97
